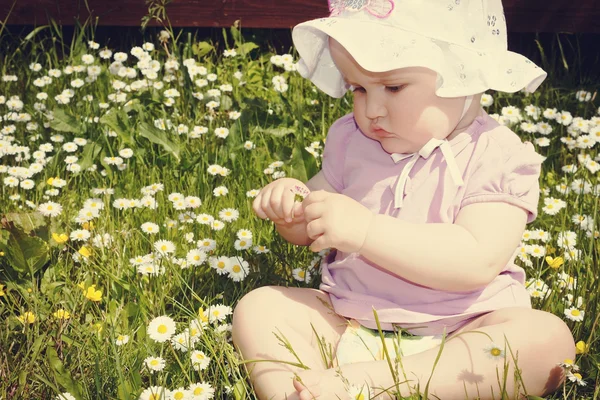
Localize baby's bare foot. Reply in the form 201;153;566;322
294;368;346;399
293;368;376;400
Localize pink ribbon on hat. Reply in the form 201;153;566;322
388;96;472;209
329;0;395;18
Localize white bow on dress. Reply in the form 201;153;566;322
388;96;473;209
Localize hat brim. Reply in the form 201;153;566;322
292;17;547;98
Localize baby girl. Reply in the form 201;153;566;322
232;0;576;398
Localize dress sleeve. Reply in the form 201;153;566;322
321;113;356;192
461;139;545;223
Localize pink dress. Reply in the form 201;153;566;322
320;110;545;336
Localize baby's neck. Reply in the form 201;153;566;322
447;106;484;141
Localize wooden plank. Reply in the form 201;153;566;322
1;0;599;33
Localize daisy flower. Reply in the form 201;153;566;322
186;249;207;266
564;307;584;322
147;315;176;343
139;386;170;400
213;186;228;197
228;256;249;282
171;331;195;352
196;213;214;225
246;189;260;198
558;358;580;371
115;334;130;345
56;393;76;400
210;220;225;231
214;127;229;139
207;304;233;324
154;240;176;255
253;245;270;254
70;229;91;242
236;229;252;240
234;238;252;250
347;384;370;400
197;238;216;252
209;256;231;275
292;268;312;283
141;222;160;234
38;201;63;217
566;371;587;386
218;208;239;222
185;196;202;209
190;350;211;371
188;382;215;399
169;387;191;400
483;342;505;359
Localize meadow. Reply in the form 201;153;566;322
0;20;599;400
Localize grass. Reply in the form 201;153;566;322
0;15;599;400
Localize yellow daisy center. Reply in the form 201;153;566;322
571;310;580;316
161;245;167;251
157;324;167;334
194;388;204;395
232;265;241;273
150;360;159;366
174;393;184;400
217;261;225;269
490;348;501;356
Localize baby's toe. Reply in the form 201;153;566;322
294;370;322;398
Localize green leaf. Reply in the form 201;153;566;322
78;140;103;171
192;41;214;58
3;226;49;277
3;212;46;234
46;344;83;398
99;108;134;145
50;108;81;134
237;42;258;56
289;144;317;183
221;94;233;110
254;126;295;138
138;121;180;162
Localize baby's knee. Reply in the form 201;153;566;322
233;286;280;326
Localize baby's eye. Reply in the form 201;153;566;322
386;85;405;93
349;85;365;93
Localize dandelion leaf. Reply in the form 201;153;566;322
3;226;50;278
46;344;83;398
238;42;258;56
289;142;318;183
99;107;134;145
3;211;46;234
79;140;103;171
193;41;214;58
50;108;82;134
138;121;181;162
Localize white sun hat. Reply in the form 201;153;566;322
292;0;547;99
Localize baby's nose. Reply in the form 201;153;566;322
365;95;387;120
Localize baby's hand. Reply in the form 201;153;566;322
252;178;310;225
302;191;374;253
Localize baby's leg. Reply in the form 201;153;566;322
295;307;575;399
232;286;348;400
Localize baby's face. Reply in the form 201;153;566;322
329;38;469;154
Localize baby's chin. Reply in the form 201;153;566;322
377;137;420;155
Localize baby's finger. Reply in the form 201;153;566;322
291;202;304;221
281;189;297;223
309;235;327;253
306;218;325;241
252;192;268;219
259;186;277;220
269;184;286;220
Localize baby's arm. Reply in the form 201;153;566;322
359;201;527;292
275;170;337;246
